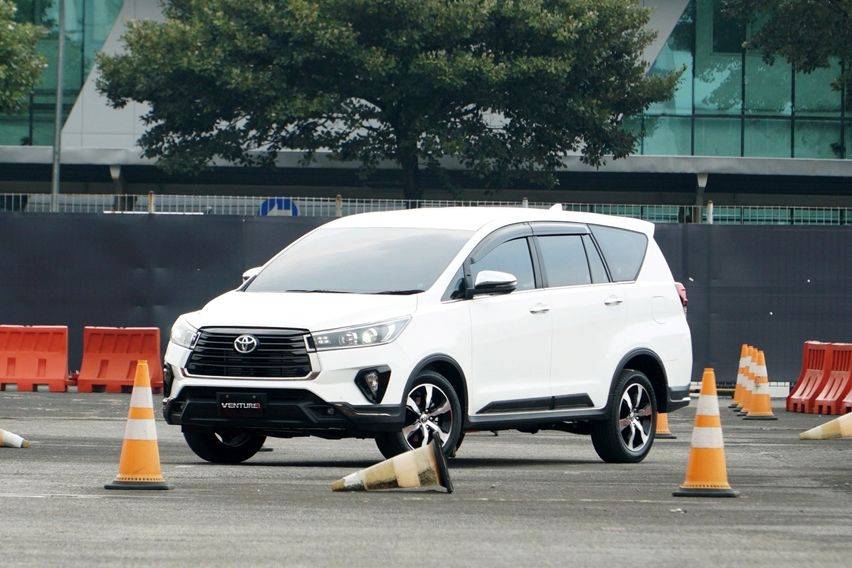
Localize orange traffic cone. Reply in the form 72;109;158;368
729;344;750;409
673;368;738;498
745;350;778;420
655;412;676;439
737;346;758;416
105;361;171;490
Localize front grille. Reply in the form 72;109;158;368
185;328;312;378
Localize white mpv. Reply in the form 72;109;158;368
163;206;692;464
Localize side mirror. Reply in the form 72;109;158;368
242;266;262;283
473;270;517;296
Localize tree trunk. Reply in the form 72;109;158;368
398;145;422;204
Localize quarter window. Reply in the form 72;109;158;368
472;238;535;291
536;235;591;287
589;225;648;282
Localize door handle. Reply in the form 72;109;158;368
604;297;624;306
529;303;550;314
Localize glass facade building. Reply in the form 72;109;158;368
637;0;848;159
0;0;847;162
0;0;124;146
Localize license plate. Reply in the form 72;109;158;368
217;393;266;417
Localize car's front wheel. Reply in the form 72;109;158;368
183;430;267;464
375;371;462;460
590;370;656;463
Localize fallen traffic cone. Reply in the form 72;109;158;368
105;361;171;490
729;344;750;409
738;346;759;416
332;438;453;493
673;368;738;498
799;413;852;440
745;350;778;420
655;412;676;439
0;428;29;448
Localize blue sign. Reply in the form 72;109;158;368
259;198;299;217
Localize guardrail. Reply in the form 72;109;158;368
0;193;849;225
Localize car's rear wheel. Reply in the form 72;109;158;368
591;370;656;463
183;430;267;464
375;371;462;460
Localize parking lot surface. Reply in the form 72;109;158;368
0;393;849;567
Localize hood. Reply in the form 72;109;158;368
185;290;418;332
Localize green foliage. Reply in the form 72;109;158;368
98;0;678;198
724;0;851;91
0;0;46;114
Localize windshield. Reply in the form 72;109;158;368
246;227;473;295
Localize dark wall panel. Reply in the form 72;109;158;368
0;215;328;369
1;214;850;383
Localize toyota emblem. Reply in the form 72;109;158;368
233;334;259;354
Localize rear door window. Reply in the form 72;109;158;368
589;225;648;282
536;235;591;287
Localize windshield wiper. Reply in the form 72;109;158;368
373;289;425;295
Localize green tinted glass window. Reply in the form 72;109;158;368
643;116;691;156
647;6;693;116
744;119;790;158
695;0;742;115
796;61;841;117
794;120;841;159
694;117;740;156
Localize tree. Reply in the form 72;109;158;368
0;0;45;114
724;0;850;92
98;0;678;200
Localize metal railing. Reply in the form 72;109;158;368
0;193;849;225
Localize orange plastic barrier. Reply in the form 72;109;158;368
814;344;852;415
787;341;829;413
77;327;163;393
0;325;68;392
844;387;852;414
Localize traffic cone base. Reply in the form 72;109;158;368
332;439;452;493
673;486;738;498
743;414;778;421
105;361;171;491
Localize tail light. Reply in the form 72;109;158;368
675;282;688;314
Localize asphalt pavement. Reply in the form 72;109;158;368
0;393;849;567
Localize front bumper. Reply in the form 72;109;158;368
163;386;405;436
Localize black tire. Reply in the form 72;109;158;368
375;370;462;460
591;369;657;463
183;430;267;464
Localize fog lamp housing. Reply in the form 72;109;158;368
354;366;391;404
163;364;175;398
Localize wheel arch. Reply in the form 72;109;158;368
611;348;670;412
403;354;469;416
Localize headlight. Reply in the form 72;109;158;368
312;317;410;351
170;318;198;349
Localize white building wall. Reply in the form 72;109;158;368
62;0;163;148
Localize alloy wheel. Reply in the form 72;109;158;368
401;384;453;450
617;383;653;452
